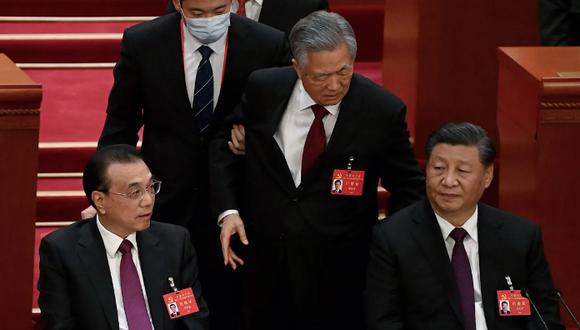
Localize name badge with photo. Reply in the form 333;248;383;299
163;287;199;319
496;290;531;316
331;169;365;196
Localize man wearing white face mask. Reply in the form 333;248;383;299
166;0;329;36
97;1;289;329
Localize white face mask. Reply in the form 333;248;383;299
182;11;231;44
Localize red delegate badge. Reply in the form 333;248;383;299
163;288;199;319
497;290;531;316
331;169;365;196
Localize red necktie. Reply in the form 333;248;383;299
238;0;246;16
450;228;476;330
119;240;153;330
301;104;329;180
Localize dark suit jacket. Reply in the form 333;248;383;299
539;0;580;45
98;13;288;233
38;219;209;330
165;0;329;35
365;199;564;330
209;67;425;329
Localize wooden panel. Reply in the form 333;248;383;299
0;53;41;330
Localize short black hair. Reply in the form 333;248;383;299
82;144;144;208
425;122;496;167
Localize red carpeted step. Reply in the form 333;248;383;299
38;144;96;173
0;20;145;63
1;0;167;16
36;176;87;221
36;194;88;222
0;20;141;34
2;37;121;63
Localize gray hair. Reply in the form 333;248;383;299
425;122;496;167
289;11;357;67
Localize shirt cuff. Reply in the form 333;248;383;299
217;210;239;227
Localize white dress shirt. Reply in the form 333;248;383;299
233;0;263;21
96;217;154;330
274;79;340;187
435;206;488;330
183;22;227;110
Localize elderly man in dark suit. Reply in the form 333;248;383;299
365;123;564;330
209;11;425;330
165;0;329;36
91;0;289;328
39;145;209;330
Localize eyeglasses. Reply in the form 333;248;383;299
104;180;162;201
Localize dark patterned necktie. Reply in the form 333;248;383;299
119;239;153;330
193;45;214;134
450;228;476;330
301;104;329;180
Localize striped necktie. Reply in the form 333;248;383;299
193;45;214;134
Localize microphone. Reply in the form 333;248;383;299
555;289;580;329
522;288;549;330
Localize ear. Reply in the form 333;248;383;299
483;164;494;188
292;59;303;80
172;0;181;11
91;191;107;214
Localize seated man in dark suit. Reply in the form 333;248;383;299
165;0;329;36
210;11;425;330
39;145;208;330
365;122;564;330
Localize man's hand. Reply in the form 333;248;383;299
228;124;246;155
81;205;97;219
220;213;248;270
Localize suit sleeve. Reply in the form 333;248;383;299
38;238;75;330
208;80;251;219
98;29;144;149
180;229;210;330
365;225;405;330
538;0;574;45
526;225;565;330
379;104;425;214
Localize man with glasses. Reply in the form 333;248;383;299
39;144;209;330
209;11;425;330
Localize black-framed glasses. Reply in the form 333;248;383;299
105;180;162;201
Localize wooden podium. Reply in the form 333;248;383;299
0;54;42;329
498;47;580;320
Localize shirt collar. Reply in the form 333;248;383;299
185;22;228;55
96;215;138;258
434;205;479;243
296;79;340;116
251;0;263;5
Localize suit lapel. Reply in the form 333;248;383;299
137;228;167;330
477;204;505;329
410;200;465;326
165;13;192;120
77;220;118;329
214;15;249;120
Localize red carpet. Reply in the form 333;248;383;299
25;68;112;142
